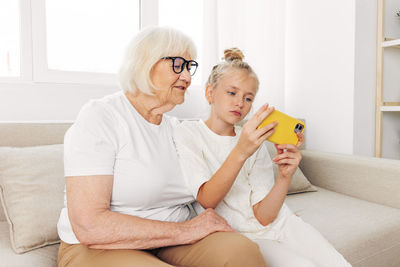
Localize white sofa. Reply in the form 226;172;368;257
1;122;400;267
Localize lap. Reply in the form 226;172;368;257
253;239;317;267
254;214;350;267
57;241;173;267
157;231;266;267
58;232;266;267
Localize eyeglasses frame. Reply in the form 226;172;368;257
161;56;199;76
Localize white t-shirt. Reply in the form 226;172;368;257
57;91;194;244
174;120;293;241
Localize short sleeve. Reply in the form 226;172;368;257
174;123;212;199
247;143;275;205
64;101;118;176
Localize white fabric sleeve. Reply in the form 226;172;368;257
247;143;275;205
174;125;212;199
64;101;118;176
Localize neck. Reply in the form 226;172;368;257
205;115;236;136
125;91;175;125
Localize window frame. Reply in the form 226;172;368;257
0;0;158;85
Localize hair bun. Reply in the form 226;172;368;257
223;48;244;62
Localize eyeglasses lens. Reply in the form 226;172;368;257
173;58;185;74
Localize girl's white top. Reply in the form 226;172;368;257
174;120;292;241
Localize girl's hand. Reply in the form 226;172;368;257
272;132;304;179
235;104;277;160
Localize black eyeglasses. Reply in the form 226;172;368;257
161;56;198;76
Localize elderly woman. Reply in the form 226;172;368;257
56;26;267;267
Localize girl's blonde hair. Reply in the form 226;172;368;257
119;26;197;95
206;48;259;90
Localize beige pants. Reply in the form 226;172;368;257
57;232;267;267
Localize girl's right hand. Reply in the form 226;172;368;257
235;104;277;159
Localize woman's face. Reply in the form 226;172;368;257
207;69;257;126
150;54;192;106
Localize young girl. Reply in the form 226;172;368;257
174;48;351;267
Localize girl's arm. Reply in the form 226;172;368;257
196;105;276;209
252;133;304;226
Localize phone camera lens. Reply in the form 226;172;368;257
294;123;303;133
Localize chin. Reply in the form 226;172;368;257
224;117;239;126
232;117;244;125
174;96;185;105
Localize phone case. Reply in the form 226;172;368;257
257;109;305;145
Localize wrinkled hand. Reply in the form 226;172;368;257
272;132;304;179
235;104;277;159
184;208;234;244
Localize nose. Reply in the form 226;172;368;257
179;67;191;84
235;98;244;109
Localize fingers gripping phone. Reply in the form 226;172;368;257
257;109;305;146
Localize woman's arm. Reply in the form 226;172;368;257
67;175;233;250
252;134;304;226
196;105;276;209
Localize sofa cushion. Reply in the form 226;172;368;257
286;187;400;267
0;221;58;266
265;141;317;195
0;144;64;254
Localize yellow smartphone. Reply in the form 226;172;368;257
257;109;305;145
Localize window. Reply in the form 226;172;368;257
0;0;204;86
46;0;139;74
159;0;203;86
0;1;20;77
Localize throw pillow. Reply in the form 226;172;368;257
265;142;317;194
0;144;64;254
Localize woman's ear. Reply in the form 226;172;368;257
205;84;214;104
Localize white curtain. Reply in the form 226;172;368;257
202;0;286;112
170;0;286;119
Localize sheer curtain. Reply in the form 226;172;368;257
171;0;286;119
202;0;286;113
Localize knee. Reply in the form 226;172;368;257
216;233;266;267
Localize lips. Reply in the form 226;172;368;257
230;111;241;117
174;86;186;91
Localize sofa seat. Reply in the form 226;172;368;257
0;222;59;267
286;187;400;267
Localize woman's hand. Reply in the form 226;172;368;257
272;132;304;179
182;208;234;244
234;104;277;160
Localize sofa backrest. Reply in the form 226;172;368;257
0;122;73;221
0;119;306;221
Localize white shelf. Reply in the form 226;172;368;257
382;38;400;48
381;106;400;112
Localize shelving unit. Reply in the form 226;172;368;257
375;0;400;158
382;38;400;48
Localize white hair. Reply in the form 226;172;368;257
118;26;197;95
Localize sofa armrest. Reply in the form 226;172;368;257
299;150;400;209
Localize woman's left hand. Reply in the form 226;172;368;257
272;132;304;179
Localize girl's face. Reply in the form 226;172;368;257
206;69;258;126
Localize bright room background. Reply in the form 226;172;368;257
0;0;399;159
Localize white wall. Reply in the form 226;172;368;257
353;0;377;157
285;0;356;154
0;82;118;121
